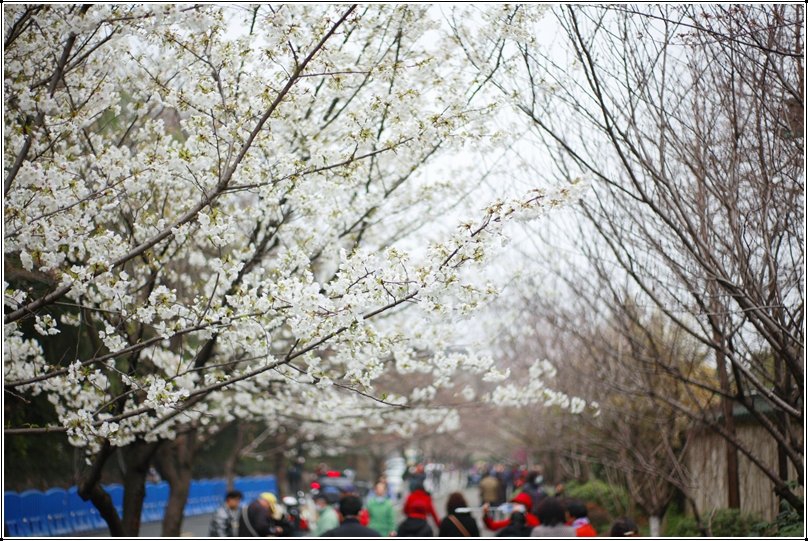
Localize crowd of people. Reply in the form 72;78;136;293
208;463;641;537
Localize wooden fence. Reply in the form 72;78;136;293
685;418;801;521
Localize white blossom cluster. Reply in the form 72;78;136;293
4;4;583;452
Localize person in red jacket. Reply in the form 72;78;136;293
564;499;596;537
482;491;540;532
403;481;441;528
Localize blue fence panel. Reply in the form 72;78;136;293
233;477;254;500
104;484;124;518
66;486;94;533
200;479;215;514
4;491;30;537
206;479;226;513
4;474;276;536
185;479;202;516
19;490;49;536
142;481;169;522
42;488;71;536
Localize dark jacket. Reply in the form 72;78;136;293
496;522;533;537
494;512;533;538
238;500;293;537
238;500;273;537
438;512;480;537
322;517;381;537
397;517;433;537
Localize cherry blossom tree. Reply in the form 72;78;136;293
4;4;581;535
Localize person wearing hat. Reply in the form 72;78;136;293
321;494;380;537
482;491;540;532
396;500;434;537
238;492;292;537
403;480;441;529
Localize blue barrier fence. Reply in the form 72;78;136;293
4;475;277;537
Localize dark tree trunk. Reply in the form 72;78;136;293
77;442;124;536
224;423;246;491
715;346;740;509
273;446;288;498
371;451;386;483
156;429;199;537
120;440;161;536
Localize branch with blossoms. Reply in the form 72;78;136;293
5;183;583;438
3;5;359;326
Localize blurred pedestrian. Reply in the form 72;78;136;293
530;497;576;537
408;463;427;492
495;511;532;537
609;517;640;537
208;490;242;536
403;479;440;528
521;471;546;516
495;465;508;504
397;501;433;537
565;499;596;537
438;492;479;537
287;457;304;495
322;495;380;537
313;494;339;536
238;492;292;537
478;470;501;506
483;492;538;533
367;482;396;536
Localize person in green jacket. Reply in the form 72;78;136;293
367;482;396;536
313;494;340;536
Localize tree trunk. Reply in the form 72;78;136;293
77;442;124;536
273;446;288;497
120;440;160;536
649;515;661;537
685;494;710;537
224;423;245;491
715;346;740;509
156;430;199;537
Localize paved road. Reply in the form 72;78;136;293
74;485;495;537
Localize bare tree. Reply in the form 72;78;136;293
487;3;804;510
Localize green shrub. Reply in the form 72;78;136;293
664;511;701;537
768;499;804;537
566;479;630;521
710;508;765;537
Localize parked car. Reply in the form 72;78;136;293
309;471;370;504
